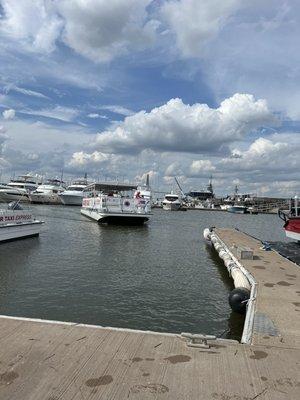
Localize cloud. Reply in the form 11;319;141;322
68;151;110;166
58;0;157;63
161;0;240;58
98;105;134;116
10;86;49;99
219;137;290;172
87;113;108;119
89;93;276;154
0;128;9;156
0;0;157;63
0;0;63;53
189;160;215;176
2;108;15;120
20;106;79;122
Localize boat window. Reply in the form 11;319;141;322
165;196;178;202
69;186;83;191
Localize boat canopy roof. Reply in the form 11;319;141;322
84;182;137;192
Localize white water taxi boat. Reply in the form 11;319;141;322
29;179;65;204
162;193;182;211
81;182;151;225
0;202;44;243
0;175;38;203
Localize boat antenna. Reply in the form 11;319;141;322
174;176;185;198
146;173;150;189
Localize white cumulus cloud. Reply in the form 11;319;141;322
0;0;157;63
189;160;215;176
57;0;156;63
89;93;277;155
161;0;240;58
0;0;63;53
2;108;15;120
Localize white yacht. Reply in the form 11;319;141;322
162;193;182;211
0;202;43;242
0;175;38;203
29;179;65;204
81;182;151;225
59;179;89;206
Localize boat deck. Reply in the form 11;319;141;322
0;228;299;399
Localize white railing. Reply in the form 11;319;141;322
82;196;150;214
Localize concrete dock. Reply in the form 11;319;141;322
0;229;299;399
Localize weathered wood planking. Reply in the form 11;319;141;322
0;316;299;399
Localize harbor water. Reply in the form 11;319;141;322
0;206;292;340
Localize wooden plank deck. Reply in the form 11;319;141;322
0;316;299;399
0;229;299;399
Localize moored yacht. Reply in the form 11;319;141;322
29;179;65;204
59;179;90;206
162;193;182;211
81;182;151;225
0;202;44;242
0;175;38;203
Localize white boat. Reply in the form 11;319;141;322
81;182;151;225
220;204;231;210
0;202;43;242
29;179;65;204
59;179;90;206
0;175;38;203
162;193;182;211
227;205;247;214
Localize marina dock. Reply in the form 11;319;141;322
0;229;299;399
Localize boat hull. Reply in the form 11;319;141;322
0;221;43;243
29;194;62;205
0;191;30;203
227;206;247;214
162;202;181;211
284;217;300;241
60;194;83;206
81;208;149;225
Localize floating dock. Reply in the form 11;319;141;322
0;229;299;399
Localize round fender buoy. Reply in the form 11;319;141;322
219;249;228;259
203;228;211;240
224;259;235;270
214;243;222;251
228;287;250;314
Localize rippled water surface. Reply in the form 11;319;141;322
0;206;292;339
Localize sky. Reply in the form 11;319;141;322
0;0;299;196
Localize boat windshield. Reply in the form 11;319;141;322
67;186;84;191
165;196;179;202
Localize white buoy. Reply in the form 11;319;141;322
203;228;211;240
204;226;251;314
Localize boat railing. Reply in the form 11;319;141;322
82;195;150;214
